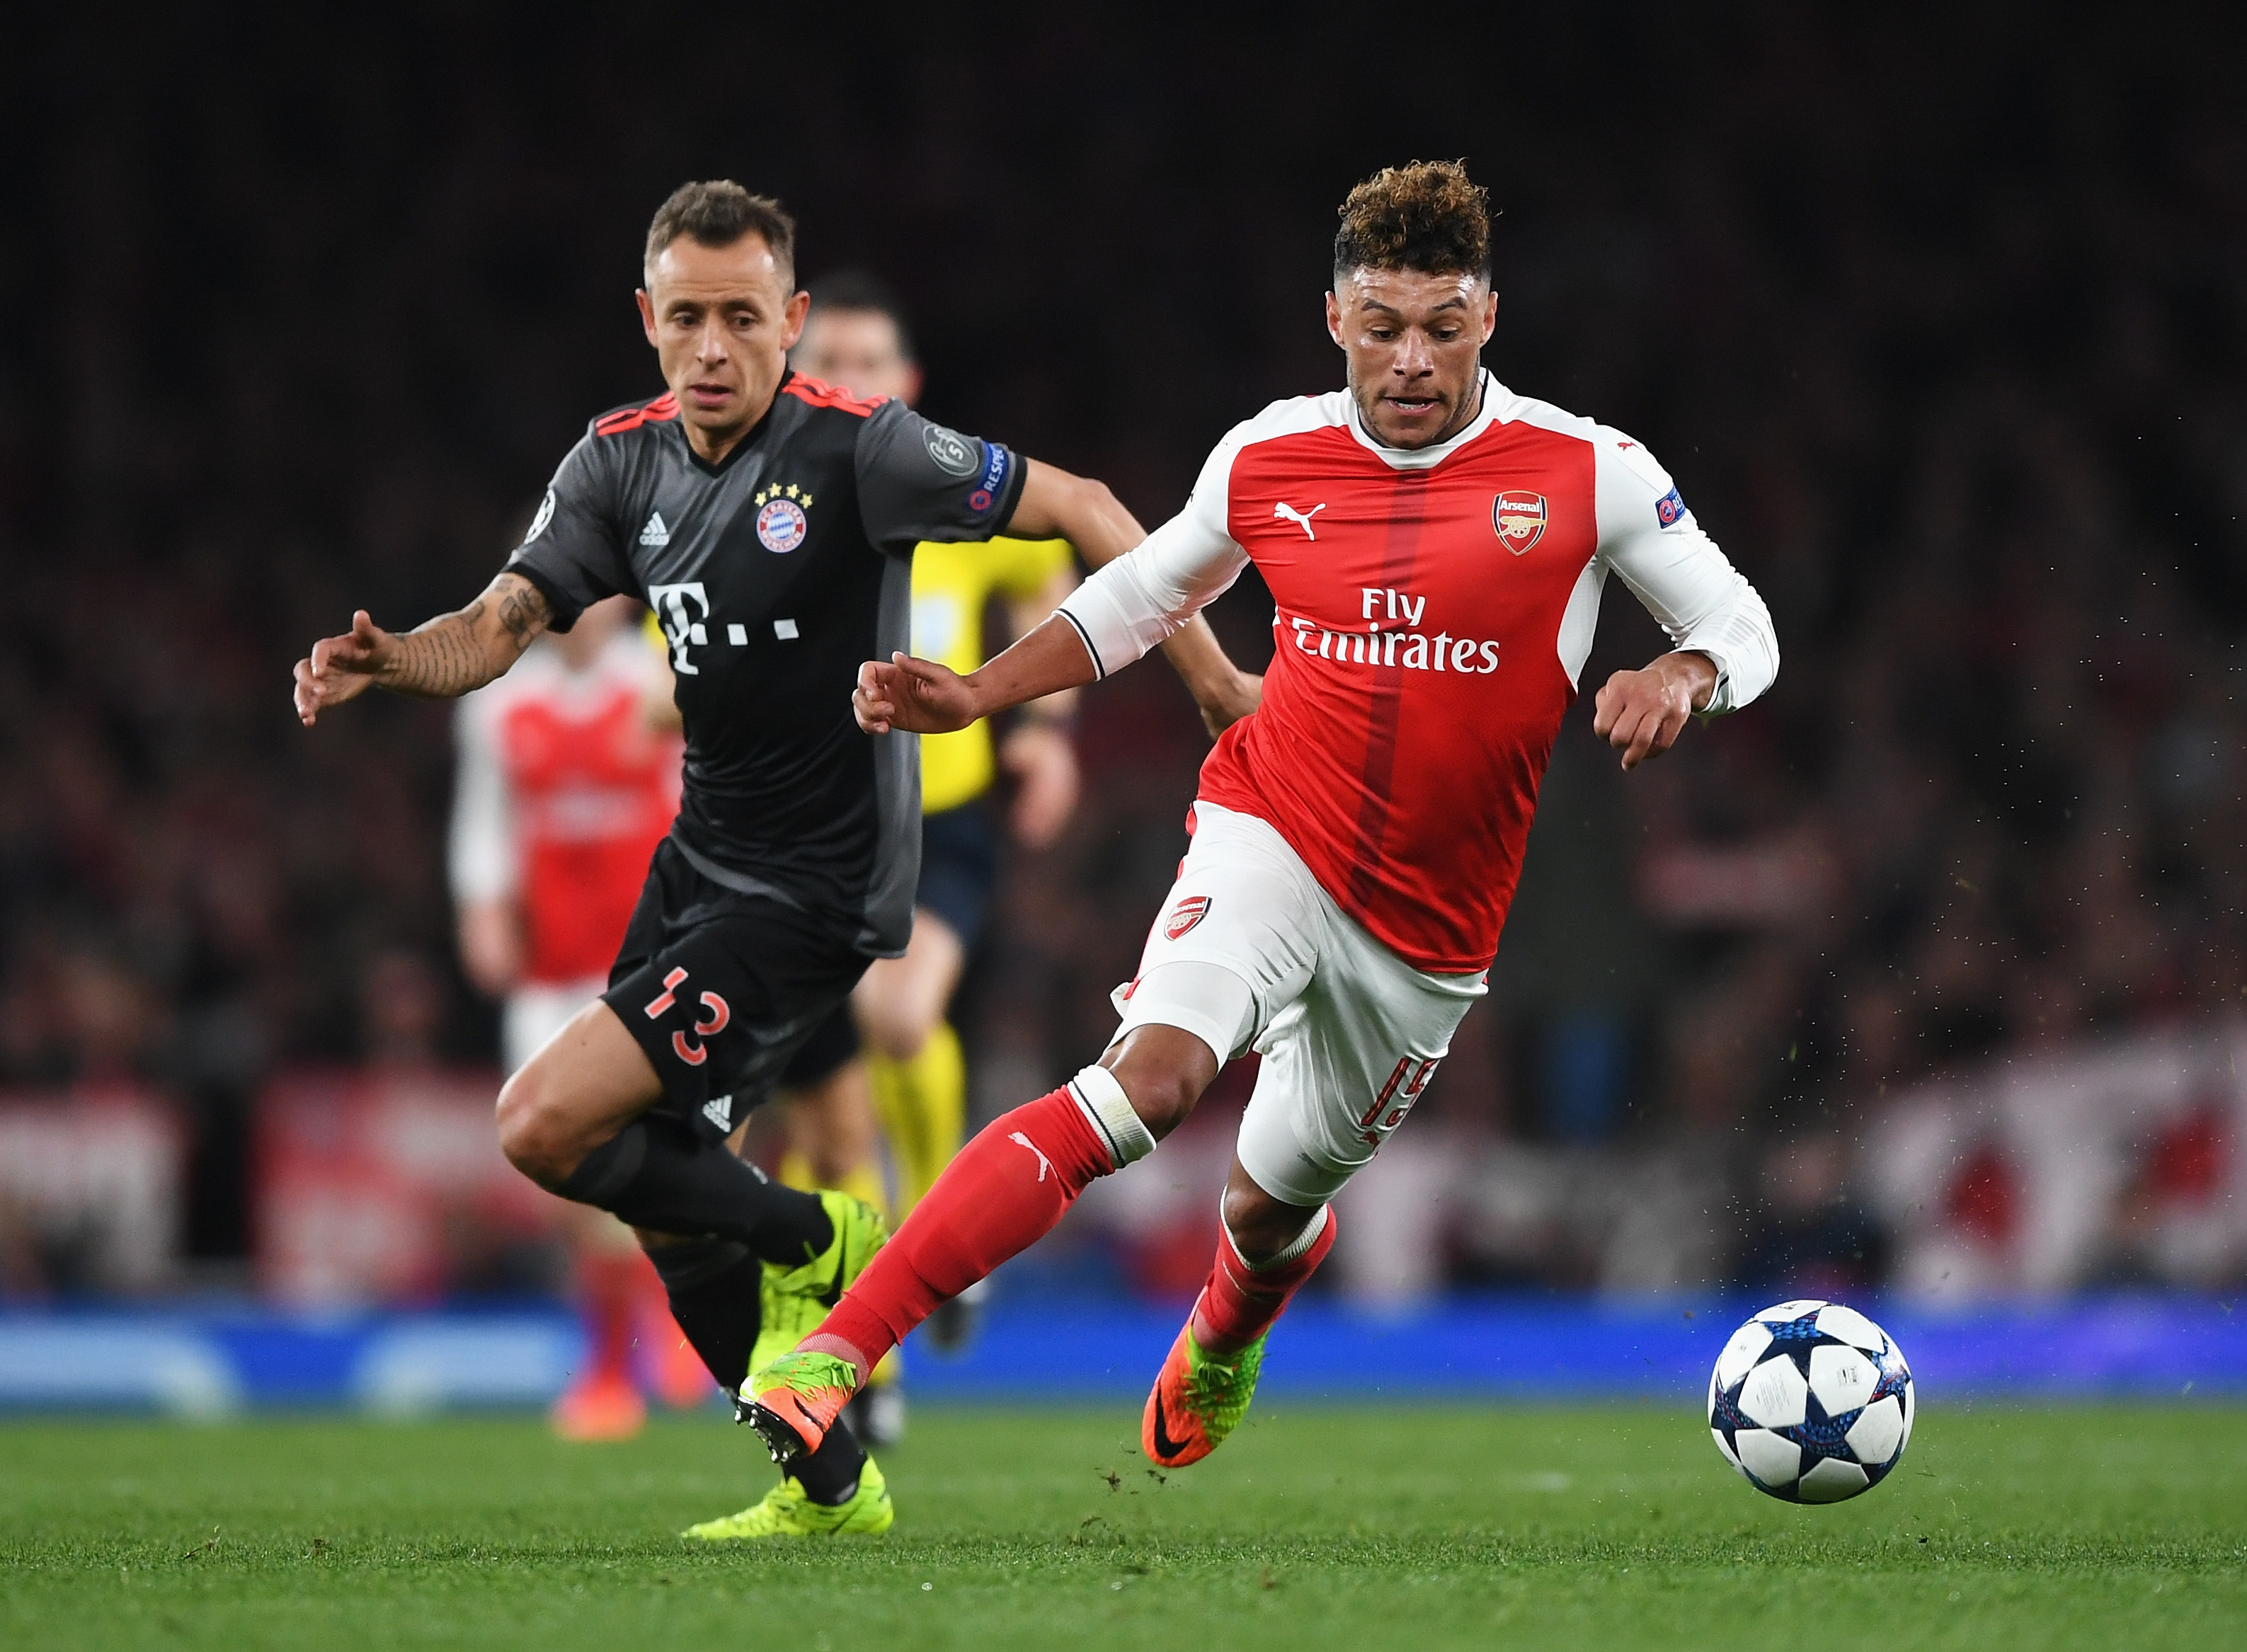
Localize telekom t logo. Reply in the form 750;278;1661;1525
648;582;709;674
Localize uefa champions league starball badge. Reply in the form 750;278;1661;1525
1707;1300;1915;1503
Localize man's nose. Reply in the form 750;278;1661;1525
1393;331;1435;375
697;321;730;362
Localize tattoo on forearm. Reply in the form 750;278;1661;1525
497;577;549;644
381;575;549;699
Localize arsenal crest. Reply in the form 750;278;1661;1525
1164;895;1211;940
1492;490;1548;555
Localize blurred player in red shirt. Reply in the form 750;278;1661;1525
746;161;1780;1486
451;593;696;1439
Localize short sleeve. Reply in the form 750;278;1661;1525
854;401;1029;553
503;432;630;631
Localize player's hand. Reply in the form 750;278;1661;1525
1592;651;1716;771
853;653;979;735
1194;668;1264;739
1000;720;1080;849
293;610;398;726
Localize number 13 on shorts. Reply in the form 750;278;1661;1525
1359;1056;1441;1145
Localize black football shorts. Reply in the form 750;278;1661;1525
604;838;869;1144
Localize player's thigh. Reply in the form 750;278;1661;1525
495;997;664;1179
1110;802;1323;1067
1235;927;1485;1208
501;978;608;1076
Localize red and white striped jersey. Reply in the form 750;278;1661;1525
450;632;682;983
1060;372;1778;973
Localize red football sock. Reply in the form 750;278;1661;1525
1188;1207;1337;1356
810;1087;1113;1375
576;1246;646;1384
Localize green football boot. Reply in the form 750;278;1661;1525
680;1456;893;1539
750;1190;887;1375
1142;1324;1269;1467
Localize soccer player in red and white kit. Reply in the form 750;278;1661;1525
449;593;692;1440
744;161;1780;1476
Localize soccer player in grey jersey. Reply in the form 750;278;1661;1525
292;181;1259;1537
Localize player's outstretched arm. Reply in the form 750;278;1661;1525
853;614;1097;736
1009;459;1261;737
293;572;551;726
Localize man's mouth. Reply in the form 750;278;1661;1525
1385;395;1442;415
687;381;734;407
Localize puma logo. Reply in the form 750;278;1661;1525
1009;1130;1052;1183
1274;501;1326;539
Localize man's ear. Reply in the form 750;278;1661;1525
1325;288;1345;348
779;289;811;352
636;288;658;345
1480;287;1497;344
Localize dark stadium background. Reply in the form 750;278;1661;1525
1;4;2243;1314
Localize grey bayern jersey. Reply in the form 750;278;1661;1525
505;373;1027;957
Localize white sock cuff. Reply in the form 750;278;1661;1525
1227;1201;1330;1272
1067;1065;1157;1169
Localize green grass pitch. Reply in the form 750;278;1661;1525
4;1404;2242;1649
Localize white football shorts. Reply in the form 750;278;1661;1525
503;977;611;1075
1109;801;1487;1206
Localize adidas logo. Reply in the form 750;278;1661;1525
639;511;670;548
702;1095;733;1131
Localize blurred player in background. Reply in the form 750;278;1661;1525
748;161;1780;1491
785;275;1085;1370
450;592;705;1440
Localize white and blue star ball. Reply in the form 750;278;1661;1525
1707;1300;1914;1503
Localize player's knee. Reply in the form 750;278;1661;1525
495;1060;583;1188
1102;1033;1213;1141
859;999;933;1063
1221;1181;1311;1263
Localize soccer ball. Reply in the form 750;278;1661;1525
1707;1299;1914;1503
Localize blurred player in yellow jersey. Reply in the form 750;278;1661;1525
781;274;1082;1380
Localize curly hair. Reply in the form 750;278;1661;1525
1333;160;1492;285
644;180;796;288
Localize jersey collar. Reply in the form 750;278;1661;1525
1342;369;1505;471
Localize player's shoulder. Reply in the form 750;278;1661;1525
587;391;684;442
1201;392;1355;486
779;371;891;420
1490;380;1675;495
1225;391;1351;449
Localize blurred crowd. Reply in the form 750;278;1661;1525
1;9;2241;1298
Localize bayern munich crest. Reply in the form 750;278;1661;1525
753;484;811;553
1164;894;1211;940
1492;490;1547;555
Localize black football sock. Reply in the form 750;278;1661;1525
646;1237;760;1391
788;1414;868;1505
558;1117;834;1266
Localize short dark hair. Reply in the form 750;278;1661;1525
644;180;797;288
805;269;916;362
1332;160;1492;286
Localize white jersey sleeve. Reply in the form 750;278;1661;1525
1053;425;1252;677
448;687;519;903
1586;428;1778;713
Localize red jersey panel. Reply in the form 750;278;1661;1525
1196;418;1595;972
451;635;682;982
